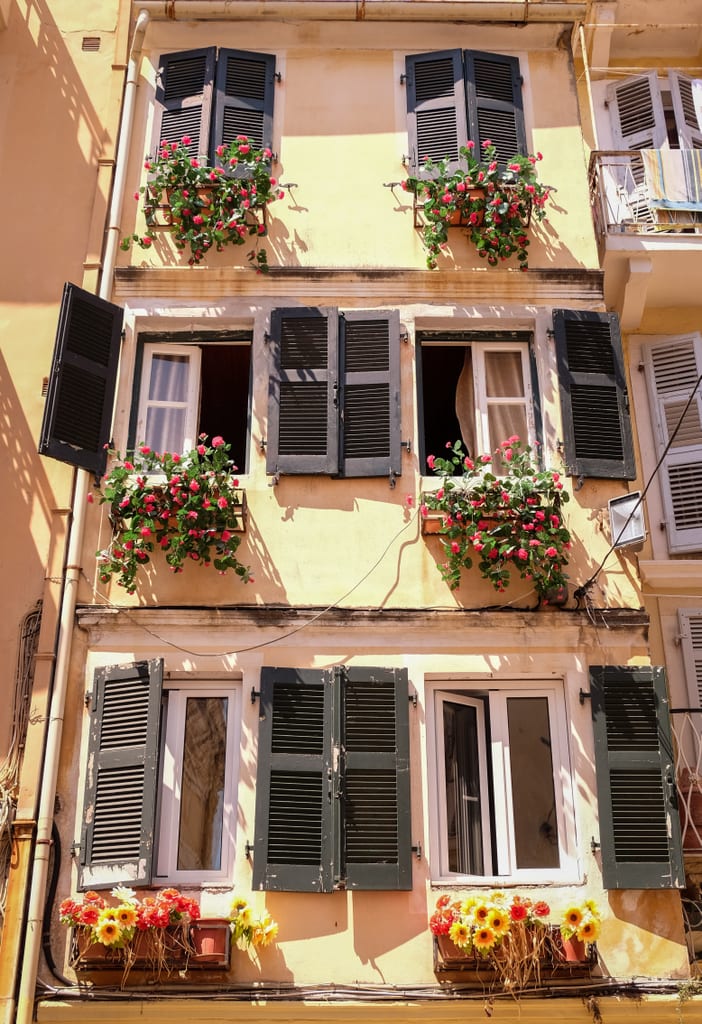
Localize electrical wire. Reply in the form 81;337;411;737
573;371;702;604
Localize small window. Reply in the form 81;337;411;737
133;335;251;468
156;685;240;883
430;682;577;883
418;333;535;467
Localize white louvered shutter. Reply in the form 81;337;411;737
669;72;702;149
607;73;667;149
645;335;702;552
679;610;702;707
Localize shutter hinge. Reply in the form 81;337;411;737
245;840;254;859
411;842;422;860
401;439;412;453
84;690;93;710
273;71;282;82
591;837;601;854
400;73;407;84
250;687;261;704
389;471;397;489
409;691;417;708
546;328;555;338
259;438;267;450
71;839;81;859
579;688;592;705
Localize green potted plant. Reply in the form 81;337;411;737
403;140;552;269
90;435;252;593
421;436;571;600
121;135;285;271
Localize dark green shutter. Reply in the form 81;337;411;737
266;308;339;475
590;665;684;890
79;660;163;889
554;309;636;480
38;282;123;477
405;50;468;173
253;668;334;892
155;48;216;158
341;667;412;891
464;51;526;164
212;49;276;154
340;311;401;479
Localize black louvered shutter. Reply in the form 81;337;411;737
266;308;339;475
253;668;334;892
79;660;163;889
155;48;216;158
590;666;684;890
464;51;526;165
212;49;276;155
341;667;412;890
340;311;401;479
38;283;123;477
554;309;636;479
405;50;468;173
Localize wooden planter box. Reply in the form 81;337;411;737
433;927;596;981
71;925;189;974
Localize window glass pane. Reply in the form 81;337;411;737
177;697;228;871
149;353;190;402
443;701;484;874
485;350;525;398
506;696;559;869
488;407;528;472
145;406;187;456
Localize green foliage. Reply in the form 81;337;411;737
422;437;571;599
93;436;251;593
403;140;552;270
121;135;285;270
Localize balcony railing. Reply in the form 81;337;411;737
589;150;702;239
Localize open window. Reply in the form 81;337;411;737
417;331;537;468
79;660;240;889
405;49;526;173
131;333;252;469
430;681;577;883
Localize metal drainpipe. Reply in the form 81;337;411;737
13;11;150;1024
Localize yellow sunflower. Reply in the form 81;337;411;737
487;908;510;936
115;904;137;928
448;920;471;949
563;906;583;930
578;919;600;943
473;926;497;952
95;919;122;946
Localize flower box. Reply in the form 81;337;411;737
70;925;189;973
189;918;231;968
433;928;596;976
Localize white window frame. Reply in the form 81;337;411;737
472;341;535;457
136;343;201;455
155;683;240;884
427;680;578;884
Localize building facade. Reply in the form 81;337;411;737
2;2;702;1023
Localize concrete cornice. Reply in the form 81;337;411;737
113;266;605;305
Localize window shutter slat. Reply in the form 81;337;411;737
38;282;123;477
253;668;334;892
267;308;339;475
212;49;276;155
668;72;702;149
679;610;702;707
156;49;216;159
341;667;412;891
645;335;702;551
79;660;163;889
590;665;684;890
554;309;635;479
606;73;667;150
340;311;401;478
464;51;526;164
405;50;468;173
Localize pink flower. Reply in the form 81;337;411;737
545;546;558;558
221;530;232;541
451;541;461;554
405;495;414;508
140;526;151;537
197;444;206;455
217;496;228;509
190;158;199;168
464;457;474;470
212;436;225;448
87;492;94;503
193;214;204;225
427;454;436;470
181;135;192;146
189;480;200;492
139;445;151;455
550;514;560;527
508;162;522;172
482;139;492;149
141;236;152;246
517;548;528;560
420;503;429;518
239;144;251;154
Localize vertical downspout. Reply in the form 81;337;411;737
579;21;600;150
13;11;150;1024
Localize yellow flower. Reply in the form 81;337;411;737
487;908;510;937
98;907;119;923
473;926;497;952
460;895;479;916
115;904;137;928
95;919;122;946
449;920;471;949
578;919;600;944
230;896;249;918
563;906;583;930
472;902;491;925
253;916;279;947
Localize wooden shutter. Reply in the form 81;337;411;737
644;335;702;552
38;282;123;477
607;73;667;150
669;72;702;150
340;311;401;479
464;51;526;164
266;308;339;475
554;309;635;479
341;667;412;891
79;660;163;889
155;48;216;158
405;50;468;173
253;668;334;892
679;611;702;707
590;665;683;889
212;49;276;154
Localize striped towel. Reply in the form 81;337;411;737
641;149;702;210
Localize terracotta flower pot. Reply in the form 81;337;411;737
189;918;231;966
561;935;587;962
